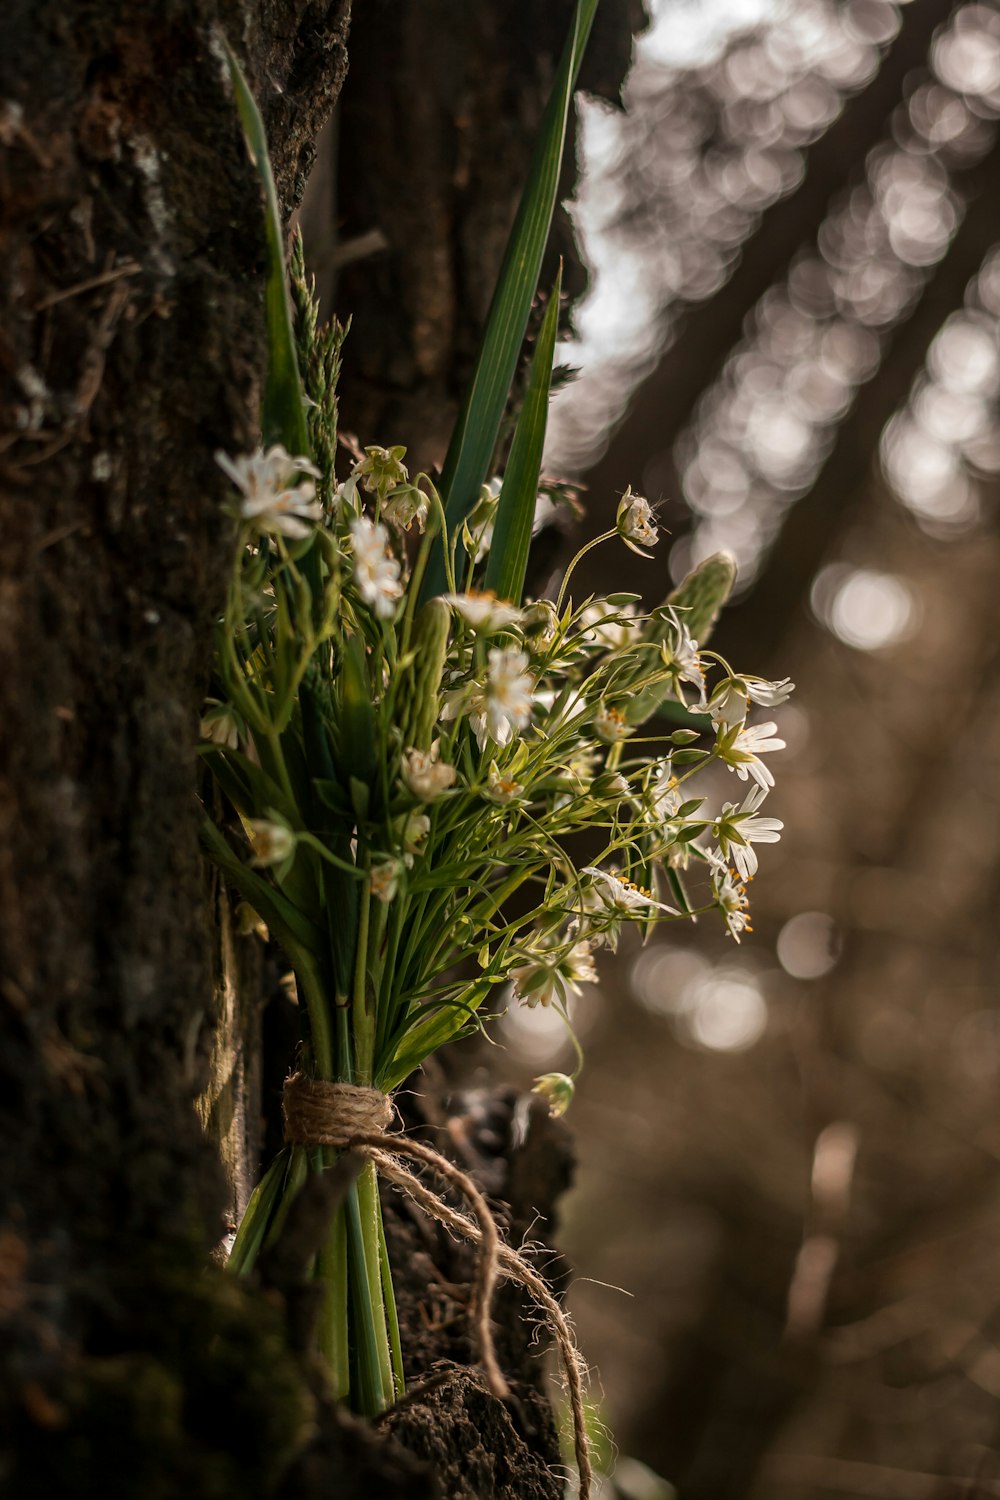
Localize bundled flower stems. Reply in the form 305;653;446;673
203;17;793;1494
202;409;792;1407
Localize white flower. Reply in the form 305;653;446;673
382;484;428;533
200;702;242;748
581;868;678;917
708;675;795;727
370;857;405;903
217;446;322;539
247;817;296;867
707;679;749;728
475;647;533;748
511;934;598;1008
472;519;495;562
484;761;526;805
331;472;361;516
616;486;659;555
712;865;752;942
463;481;500;562
401;743;456;801
658;613;705;705
746;676;794;709
645;761;681;822
576;867;678;950
712;784;783;881
717;721;786;790
578;601;639;651
592;703;633;744
399;811;430;853
442;590;523;633
349;516;403;618
522;599;559;647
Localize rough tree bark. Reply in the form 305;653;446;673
0;5;353;1495
0;4;601;1496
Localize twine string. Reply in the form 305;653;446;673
282;1072;592;1500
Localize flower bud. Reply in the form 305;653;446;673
532;1073;575;1118
247;817;296;868
593;770;630;800
235;902;268;940
354;444;409;499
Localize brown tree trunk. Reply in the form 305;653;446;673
0;4;600;1495
0;4;356;1493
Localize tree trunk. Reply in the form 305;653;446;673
0;4;596;1494
0;4;355;1494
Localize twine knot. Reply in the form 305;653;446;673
283;1074;393;1147
279;1070;592;1500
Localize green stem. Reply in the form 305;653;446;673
263;1145;308;1250
357;1160;394;1403
554;528;616;614
226;1151;285;1275
345;1168;389;1415
378;1203;405;1400
352;861;374;1080
335;986;394;1415
374;895;406;1062
296;959;335;1081
318;1205;350;1401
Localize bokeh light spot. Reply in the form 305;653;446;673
685;972;769;1051
777;911;841;978
811;564;917;650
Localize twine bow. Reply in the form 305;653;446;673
283;1072;591;1500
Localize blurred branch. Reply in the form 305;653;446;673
584;0;955;509
719;132;1000;663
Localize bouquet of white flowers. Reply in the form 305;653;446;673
203;9;791;1480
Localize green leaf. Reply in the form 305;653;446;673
199;744;291;823
338;634;376;792
222;39;310;457
421;0;598;598
313;778;351;816
666;865;694;916
227;1151;287;1276
200;816;323;957
483;266;562;606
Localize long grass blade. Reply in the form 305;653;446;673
421;0;598;599
483;266;562;605
223;39;310;457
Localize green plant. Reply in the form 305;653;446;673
205;9;792;1459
